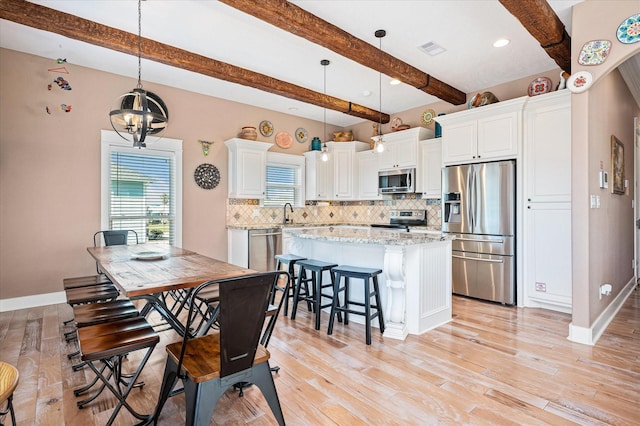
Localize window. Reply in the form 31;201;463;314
101;130;183;246
263;152;305;207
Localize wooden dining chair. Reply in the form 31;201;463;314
152;271;287;426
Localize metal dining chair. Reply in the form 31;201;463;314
151;271;287;426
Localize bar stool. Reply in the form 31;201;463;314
0;361;19;426
328;265;385;345
274;253;307;317
290;259;338;330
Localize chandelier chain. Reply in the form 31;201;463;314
137;0;142;89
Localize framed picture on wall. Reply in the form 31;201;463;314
611;135;625;195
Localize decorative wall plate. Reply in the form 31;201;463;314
259;120;274;137
617;13;640;44
194;163;220;189
527;77;552;96
295;127;308;143
567;71;593;94
421;109;435;125
275;131;293;149
578;40;611;65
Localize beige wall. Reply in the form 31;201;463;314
571;0;640;328
0;48;338;300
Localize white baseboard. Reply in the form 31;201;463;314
568;278;637;345
0;291;66;312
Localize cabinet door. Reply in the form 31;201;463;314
333;148;354;199
236;148;266;198
305;152;333;200
525;102;571;203
417;138;442;198
442;121;477;164
395;140;418;168
358;151;382;199
377;143;395;170
525;203;572;310
477;111;519;160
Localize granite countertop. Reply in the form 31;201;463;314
282;226;448;246
227;223;442;232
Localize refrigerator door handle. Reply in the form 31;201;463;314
466;166;474;231
455;237;504;244
452;254;504;264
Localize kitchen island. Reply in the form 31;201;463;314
282;226;452;340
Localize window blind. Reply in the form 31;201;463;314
109;150;176;244
264;163;302;207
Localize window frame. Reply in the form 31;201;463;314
100;130;183;247
263;152;305;207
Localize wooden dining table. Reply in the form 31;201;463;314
87;243;255;336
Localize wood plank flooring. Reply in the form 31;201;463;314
1;290;639;425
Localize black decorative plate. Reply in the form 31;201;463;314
194;163;220;190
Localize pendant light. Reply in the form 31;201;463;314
320;59;330;162
109;0;169;148
374;29;386;154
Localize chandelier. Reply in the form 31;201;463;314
109;0;168;148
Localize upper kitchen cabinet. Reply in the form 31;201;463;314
304;151;333;201
329;141;370;200
437;97;526;165
373;127;433;170
416;138;442;198
357;150;383;200
225;138;272;199
524;90;571;203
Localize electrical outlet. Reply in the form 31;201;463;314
535;282;546;292
599;283;612;300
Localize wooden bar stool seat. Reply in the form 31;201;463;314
76;317;159;425
72;299;139;328
63;274;111;290
0;361;19;426
65;283;119;306
290;259;338;330
328;265;385;345
275;253;307;317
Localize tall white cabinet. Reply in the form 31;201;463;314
416;137;442;198
304;151;333;201
523;90;572;312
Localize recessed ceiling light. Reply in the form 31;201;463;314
493;38;510;48
288;107;298;111
361;90;372;97
389;79;401;86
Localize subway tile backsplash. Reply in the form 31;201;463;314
227;197;442;228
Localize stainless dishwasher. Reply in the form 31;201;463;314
248;228;282;272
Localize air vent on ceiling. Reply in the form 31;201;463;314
418;41;446;56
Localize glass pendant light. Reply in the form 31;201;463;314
321;59;330;162
374;29;386;154
109;0;168;148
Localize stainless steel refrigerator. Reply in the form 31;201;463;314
442;160;515;305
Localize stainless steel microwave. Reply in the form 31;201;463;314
378;168;415;193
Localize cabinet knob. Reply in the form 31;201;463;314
527;206;531;209
528;198;531;202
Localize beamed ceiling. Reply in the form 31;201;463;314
0;0;582;127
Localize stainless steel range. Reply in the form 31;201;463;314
370;209;427;231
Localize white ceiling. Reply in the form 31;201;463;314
0;0;583;127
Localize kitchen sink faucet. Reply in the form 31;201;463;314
283;203;294;224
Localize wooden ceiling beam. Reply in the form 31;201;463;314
499;0;571;74
218;0;467;106
0;0;389;123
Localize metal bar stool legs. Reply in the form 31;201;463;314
0;361;19;426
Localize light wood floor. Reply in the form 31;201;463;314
1;290;639;425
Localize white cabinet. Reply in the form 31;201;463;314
437;97;526;165
304;151;333;201
416;138;442;198
225;138;272;199
227;228;249;268
523;90;572;312
373;127;432;170
328;142;369;200
357;150;382;200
